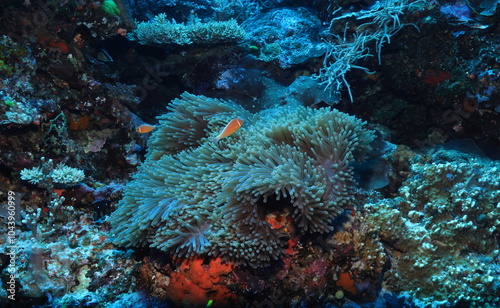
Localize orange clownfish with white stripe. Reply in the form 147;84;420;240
213;118;243;143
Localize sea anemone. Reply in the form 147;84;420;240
109;92;374;267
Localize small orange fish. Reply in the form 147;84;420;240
213;118;243;143
136;124;156;133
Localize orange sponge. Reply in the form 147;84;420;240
336;272;357;295
166;257;240;307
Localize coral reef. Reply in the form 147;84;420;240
109;92;375;267
215;68;265;99
242;8;326;68
0;0;499;306
363;149;500;306
20;221;137;306
280;76;339;107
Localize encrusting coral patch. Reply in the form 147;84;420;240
109;92;375;267
363;149;500;306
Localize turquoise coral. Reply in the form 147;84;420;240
109;92;374;267
129;14;246;47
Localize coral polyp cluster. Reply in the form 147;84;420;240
363;149;500;306
109;92;374;267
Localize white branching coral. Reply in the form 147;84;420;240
50;164;85;185
20;158;84;187
316;0;423;101
20;167;44;185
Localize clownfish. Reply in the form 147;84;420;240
213;118;243;143
136;124;156;134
